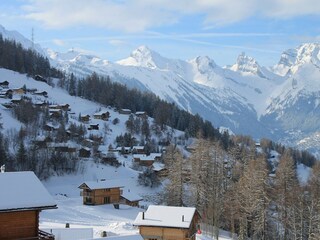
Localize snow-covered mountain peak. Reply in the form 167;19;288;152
117;45;168;69
230;52;265;77
274;43;320;76
295;43;320;66
190;56;217;73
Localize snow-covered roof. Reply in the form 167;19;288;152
132;146;144;150
152;162;165;171
134;205;197;229
121;189;143;202
0;171;56;212
79;180;125;190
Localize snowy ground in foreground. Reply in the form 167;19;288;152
39;161;233;239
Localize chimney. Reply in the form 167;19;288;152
182;215;184;222
142;212;145;220
0;165;5;173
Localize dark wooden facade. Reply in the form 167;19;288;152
79;183;123;205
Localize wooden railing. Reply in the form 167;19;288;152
18;230;55;240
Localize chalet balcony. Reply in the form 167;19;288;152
18;230;55;240
80;191;92;197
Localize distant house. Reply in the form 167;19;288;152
80;114;90;123
48;143;77;153
34;75;47;83
78;180;124;205
33;91;48;97
0;89;12;99
152;162;168;177
132;146;145;154
12;88;25;95
43;123;59;132
119;109;132;115
49;104;70;111
0;80;9;88
120;189;143;207
79;147;91;158
49;109;62;118
116;146;131;154
93;111;110;121
135;111;147;118
0;171;56;240
134;205;200;240
35;101;48;108
33;135;52;149
88;123;99;130
81;138;95;148
133;154;155;167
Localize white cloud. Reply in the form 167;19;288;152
52;38;65;46
108;39;127;46
22;0;320;32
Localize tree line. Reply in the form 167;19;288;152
162;136;320;239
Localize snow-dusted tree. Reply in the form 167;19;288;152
190;138;212;212
163;145;184;206
274;150;299;239
233;155;270;240
306;162;320;239
125;114;135;134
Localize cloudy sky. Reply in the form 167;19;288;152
1;0;320;66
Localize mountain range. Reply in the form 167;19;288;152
1;25;319;153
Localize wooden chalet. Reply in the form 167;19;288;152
88;123;99;130
119;109;132;115
49;109;62;118
49;143;77;153
0;89;12;99
12;88;25;95
134;205;200;240
79;147;91;158
11;97;24;105
132;146;145;154
43;123;59;132
49;104;70;111
78;180;124;205
135;111;147;118
0;171;57;240
34;75;47;83
81;138;95;148
0;80;9;88
35;101;48;108
80;114;90;123
33;91;48;97
93;111;110;121
133;154;155;167
120;189;143;207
